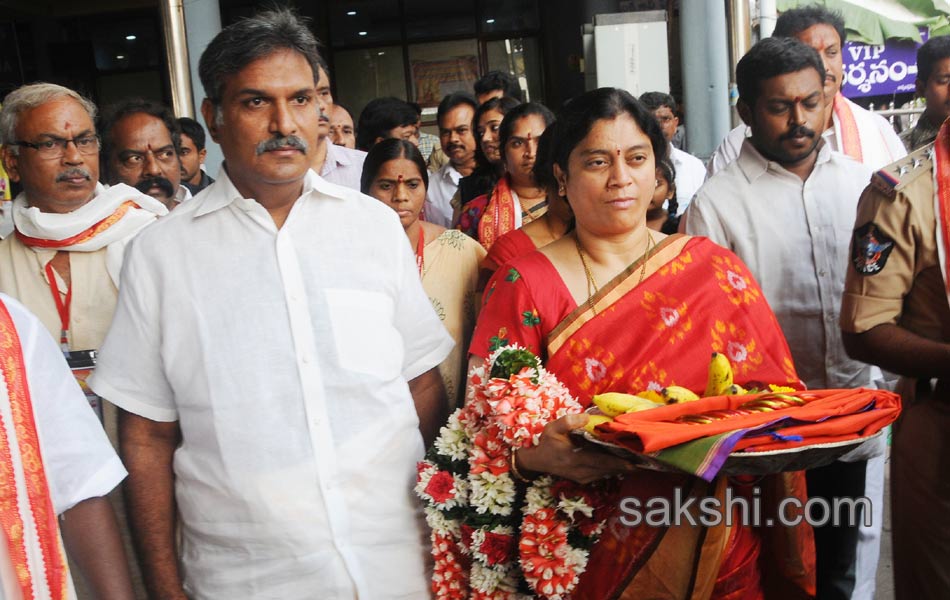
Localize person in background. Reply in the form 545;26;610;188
410;102;447;169
177;116;214;194
707;6;906;177
451;95;521;223
473;69;523;104
646;157;679;234
99;98;189;211
0;293;134;600
841;129;950;600
362;138;484;408
457;102;555;249
89;9;452;599
355;97;419;151
478;127;571;286
308;58;366;190
0;82;165;599
685;37;877;600
639;91;705;216
906;35;950;151
328;103;356;149
426;92;478;227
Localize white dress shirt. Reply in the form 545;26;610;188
685;139;874;391
89;168;453;599
707;96;906;177
0;294;126;600
425;163;462;227
321;142;367;191
669;145;706;216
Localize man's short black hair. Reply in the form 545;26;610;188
918;35;950;82
773;6;846;46
473;70;522;101
355;97;419;151
736;37;826;108
177;117;206;151
99;98;181;181
436;92;478;128
639;92;677;113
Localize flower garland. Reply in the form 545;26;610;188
416;346;616;599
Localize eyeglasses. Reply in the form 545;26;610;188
12;135;101;159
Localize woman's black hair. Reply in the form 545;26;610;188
655;157;680;234
498;102;556;169
548;88;667;176
359;138;428;195
473;96;521;170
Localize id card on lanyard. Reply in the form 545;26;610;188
46;261;104;422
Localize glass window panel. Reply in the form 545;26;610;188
485;37;543;103
332;46;407;124
329;1;402;48
404;0;476;40
408;40;479;107
480;0;539;34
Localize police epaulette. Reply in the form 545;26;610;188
870;143;933;198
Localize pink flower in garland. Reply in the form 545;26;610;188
479;530;515;566
425;470;459;505
519;508;579;599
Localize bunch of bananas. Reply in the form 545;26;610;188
586;353;742;433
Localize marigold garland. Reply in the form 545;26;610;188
415;346;617;599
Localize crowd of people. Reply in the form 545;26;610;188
0;4;946;600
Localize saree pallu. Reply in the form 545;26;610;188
472;234;815;599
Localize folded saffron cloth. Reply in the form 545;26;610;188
593;388;901;480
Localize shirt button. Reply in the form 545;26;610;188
818;270;827;277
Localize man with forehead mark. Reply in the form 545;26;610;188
707;5;906;177
89;9;452;599
686;37;878;600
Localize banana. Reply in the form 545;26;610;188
583;414;613;434
703;352;734;397
636;389;665;404
593;392;664;417
661;386;701;404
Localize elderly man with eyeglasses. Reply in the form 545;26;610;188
0;82;165;598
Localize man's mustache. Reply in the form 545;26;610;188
135;176;176;198
55;168;92;182
780;125;816;141
255;135;309;155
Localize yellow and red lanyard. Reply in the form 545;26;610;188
44;261;71;352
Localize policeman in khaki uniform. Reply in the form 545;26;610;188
840;140;950;599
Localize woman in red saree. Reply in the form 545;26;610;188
469;88;815;599
458;103;555;249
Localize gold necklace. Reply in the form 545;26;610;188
574;230;655;314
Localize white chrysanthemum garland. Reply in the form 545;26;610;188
415;346;617;600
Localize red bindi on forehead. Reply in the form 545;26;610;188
397;174;403;183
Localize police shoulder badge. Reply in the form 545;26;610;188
852;222;895;275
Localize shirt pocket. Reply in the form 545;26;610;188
324;288;403;380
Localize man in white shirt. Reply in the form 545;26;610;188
685;38;876;600
0;293;131;600
639;91;706;215
707;6;906;177
89;9;453;600
309;61;366;190
100;98;192;210
425;92;478;227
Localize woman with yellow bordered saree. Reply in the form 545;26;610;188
468;88;815;599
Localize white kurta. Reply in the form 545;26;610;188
669;145;706;215
90;168;453;599
0;294;126;600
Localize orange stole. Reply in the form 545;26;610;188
15;200;140;248
932;118;950;294
0;300;68;599
833;93;863;163
477;175;518;250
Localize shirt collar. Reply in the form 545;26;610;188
736;136;831;183
321;141;350;175
441;164;462;185
194;164;321;217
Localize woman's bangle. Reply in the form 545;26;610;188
509;446;537;483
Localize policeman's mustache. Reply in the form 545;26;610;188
255;135;309;155
55;168;92;182
135;176;176;198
